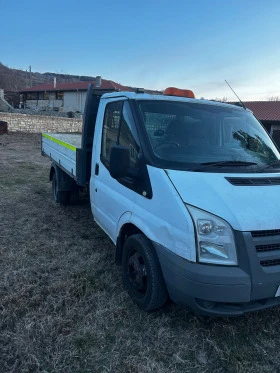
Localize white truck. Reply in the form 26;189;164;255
42;84;280;316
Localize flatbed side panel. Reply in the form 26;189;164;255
42;133;80;178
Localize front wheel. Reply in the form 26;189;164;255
122;234;168;311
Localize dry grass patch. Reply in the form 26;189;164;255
1;132;280;373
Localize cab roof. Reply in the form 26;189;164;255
101;91;247;111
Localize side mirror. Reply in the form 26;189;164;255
109;145;130;179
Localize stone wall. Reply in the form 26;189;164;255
0;112;83;133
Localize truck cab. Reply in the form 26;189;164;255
42;86;280;316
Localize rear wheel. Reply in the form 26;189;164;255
68;182;79;205
122;234;168;311
52;171;69;205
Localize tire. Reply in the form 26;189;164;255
68;183;79;205
122;234;168;311
52;171;69;205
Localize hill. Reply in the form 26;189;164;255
0;62;97;92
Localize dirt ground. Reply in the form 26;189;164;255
1;132;280;373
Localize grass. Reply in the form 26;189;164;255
1;132;280;373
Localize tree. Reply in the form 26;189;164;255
267;96;279;101
211;97;228;102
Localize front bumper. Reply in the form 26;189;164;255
153;230;280;316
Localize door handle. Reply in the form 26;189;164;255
95;163;99;175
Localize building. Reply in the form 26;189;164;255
236;101;280;146
241;101;280;133
19;77;131;114
0;89;13;111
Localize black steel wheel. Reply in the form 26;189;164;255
122;234;168;311
52;171;69;205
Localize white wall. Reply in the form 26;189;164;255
63;91;87;113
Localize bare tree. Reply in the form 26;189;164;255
267;96;280;101
211;97;228;102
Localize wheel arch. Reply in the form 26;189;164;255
49;164;55;181
115;223;143;265
50;162;74;191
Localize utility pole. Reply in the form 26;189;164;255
29;66;32;87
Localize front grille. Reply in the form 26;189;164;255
251;230;280;267
252;229;280;238
256;244;280;252
261;259;280;267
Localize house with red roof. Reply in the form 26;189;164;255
233;101;280;146
19;77;131;114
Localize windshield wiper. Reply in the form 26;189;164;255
258;160;280;171
200;161;258;167
193;161;258;171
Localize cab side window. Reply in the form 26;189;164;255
101;100;140;170
101;101;123;167
119;102;140;169
100;100;151;196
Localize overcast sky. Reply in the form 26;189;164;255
1;0;280;100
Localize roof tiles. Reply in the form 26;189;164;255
241;101;280;121
20;79;131;93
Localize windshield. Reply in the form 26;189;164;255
137;100;280;172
